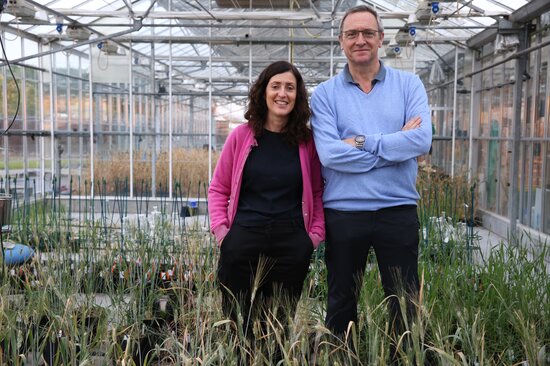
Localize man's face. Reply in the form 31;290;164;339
339;11;384;67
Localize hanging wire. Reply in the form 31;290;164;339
0;31;21;137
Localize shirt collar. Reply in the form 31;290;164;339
343;61;386;85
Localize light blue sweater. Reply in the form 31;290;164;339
311;63;432;211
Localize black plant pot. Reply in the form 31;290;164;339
42;332;79;366
118;317;171;366
1;338;25;364
40;311;102;366
42;337;59;366
1;318;38;363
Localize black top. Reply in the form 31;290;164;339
234;129;303;226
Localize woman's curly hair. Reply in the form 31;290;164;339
244;61;311;146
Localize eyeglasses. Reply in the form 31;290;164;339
342;29;379;40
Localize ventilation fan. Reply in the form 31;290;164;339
394;28;413;45
98;40;119;55
3;0;36;18
414;1;434;23
66;25;91;41
385;44;402;58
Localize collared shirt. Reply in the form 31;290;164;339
342;62;387;91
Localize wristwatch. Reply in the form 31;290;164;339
354;135;366;149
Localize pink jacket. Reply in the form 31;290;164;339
208;123;325;248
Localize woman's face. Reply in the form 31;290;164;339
265;71;297;120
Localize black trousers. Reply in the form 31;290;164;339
324;206;420;343
217;220;314;337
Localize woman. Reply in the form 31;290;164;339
208;61;324;345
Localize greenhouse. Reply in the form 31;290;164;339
0;0;549;365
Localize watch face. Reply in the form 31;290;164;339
355;135;365;143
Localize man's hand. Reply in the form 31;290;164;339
341;116;422;147
342;137;355;146
402;116;421;131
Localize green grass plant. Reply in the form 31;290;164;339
0;160;41;170
0;170;548;365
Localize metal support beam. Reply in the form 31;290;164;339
467;52;479;184
48;9;407;20
468;0;550;49
467;28;497;50
92;34;470;45
1;20;496;31
0;19;143;66
427;37;550;92
510;0;550;23
451;46;459;178
156;55;349;62
509;25;529;237
49;9;507;21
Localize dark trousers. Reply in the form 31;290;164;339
217;220;314;338
324;206;420;351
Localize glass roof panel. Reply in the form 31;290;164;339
0;0;539;94
472;0;528;13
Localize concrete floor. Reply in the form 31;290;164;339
473;225;550;273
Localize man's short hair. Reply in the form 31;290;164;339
339;5;384;35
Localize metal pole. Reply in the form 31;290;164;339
50;52;57;194
87;46;94;197
451;46;459;178
1;30;7;180
0;21;142;66
467;53;478;184
168;7;173;199
509;26;529;237
151;37;157;198
208;11;214;185
20;37;28;198
129;42;134;198
38;43;45;197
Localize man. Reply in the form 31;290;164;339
310;4;432;361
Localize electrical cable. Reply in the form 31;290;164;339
2;19;20;42
0;31;21;137
97;48;109;71
426;14;436;46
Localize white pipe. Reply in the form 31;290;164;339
1;31;7;179
412;42;417;74
87;45;94;196
128;42;134;198
82;35;471;44
451;45;458;178
467;52;476;183
208;34;213;184
168;21;173;198
49;9;407;20
50;9;508;20
329;0;335;78
38;43;45;196
21;37;28;183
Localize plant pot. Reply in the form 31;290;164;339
118;316;171;366
42;330;75;366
